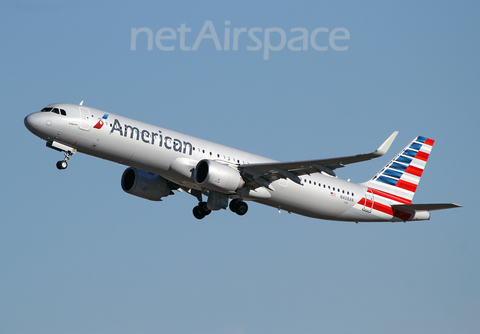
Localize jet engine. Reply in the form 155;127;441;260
194;159;244;193
121;167;173;201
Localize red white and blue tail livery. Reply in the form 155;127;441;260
355;136;458;221
24;103;461;222
368;135;434;202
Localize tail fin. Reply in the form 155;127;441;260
364;136;434;204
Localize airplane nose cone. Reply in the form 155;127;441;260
24;114;34;132
24;112;41;133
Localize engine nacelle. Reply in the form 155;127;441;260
194;159;244;193
121;167;172;201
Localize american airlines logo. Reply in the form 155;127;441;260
93;114;109;129
130;21;350;60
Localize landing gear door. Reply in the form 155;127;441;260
79;107;90;131
363;188;374;213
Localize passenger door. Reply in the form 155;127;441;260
79;107;90;131
363;188;374;213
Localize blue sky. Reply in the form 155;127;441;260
1;1;479;333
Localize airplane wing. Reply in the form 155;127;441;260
239;131;398;188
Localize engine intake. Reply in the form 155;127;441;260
121;167;172;201
194;159;244;193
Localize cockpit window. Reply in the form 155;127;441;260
40;107;67;116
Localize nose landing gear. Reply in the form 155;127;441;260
56;160;68;170
46;141;76;170
56;150;74;170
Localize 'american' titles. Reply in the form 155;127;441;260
110;119;193;155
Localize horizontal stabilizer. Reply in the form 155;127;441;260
391;203;461;212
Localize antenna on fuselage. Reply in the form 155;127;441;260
79;101;84;105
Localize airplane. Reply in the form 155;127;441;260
24;102;460;222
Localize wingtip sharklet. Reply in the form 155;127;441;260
373;131;399;157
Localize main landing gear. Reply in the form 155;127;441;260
193;202;211;220
192;198;249;220
229;199;248;216
56;150;73;170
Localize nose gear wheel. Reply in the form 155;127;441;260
56;151;73;170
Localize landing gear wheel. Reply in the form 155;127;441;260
193;206;206;220
229;199;239;212
235;202;248;216
55;150;73;170
230;199;248;216
56;160;68;170
199;202;211;216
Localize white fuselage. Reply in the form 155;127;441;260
24;103;410;222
